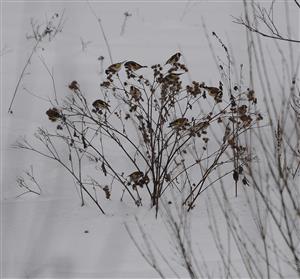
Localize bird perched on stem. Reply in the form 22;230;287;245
190;121;209;134
124;61;147;71
162;72;184;84
204;86;221;97
169;117;189;129
203;86;223;102
105;61;125;75
165;52;181;65
130;86;143;102
129;171;144;184
92;99;110;112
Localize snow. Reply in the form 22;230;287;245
1;1;298;278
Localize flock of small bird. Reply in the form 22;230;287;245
105;52;181;75
46;52;222;132
93;53;184;118
62;52;222;131
94;52;221;128
45;52;222;188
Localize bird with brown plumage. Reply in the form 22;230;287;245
124;61;147;71
92;99;110;112
165;52;181;65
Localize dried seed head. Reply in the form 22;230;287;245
68;80;79;91
46;108;61;122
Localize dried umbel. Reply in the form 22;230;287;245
46;108;61;122
128;171;149;190
247;89;257;104
68;80;80;92
103;185;111;200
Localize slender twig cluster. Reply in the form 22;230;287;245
8;11;65;114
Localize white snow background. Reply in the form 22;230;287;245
1;1;299;278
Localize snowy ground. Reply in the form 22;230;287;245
1;1;298;278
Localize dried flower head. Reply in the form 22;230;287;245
68;80;80;91
46;108;61;122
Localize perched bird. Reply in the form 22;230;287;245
203;86;223;103
165;52;181;65
124;61;147;71
105;61;125;75
162;72;184;83
92;99;110;112
190;121;209;133
204;86;222;97
46;108;61;122
129;171;144;183
130;86;143;102
169;117;189;129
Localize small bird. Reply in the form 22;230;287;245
124;61;147;71
204;86;222;97
46;108;61;122
162;72;184;83
190;121;209;133
92;99;110;112
129;171;144;183
130;86;143;102
203;86;223;103
165;52;181;65
169;117;189;129
105;61;125;75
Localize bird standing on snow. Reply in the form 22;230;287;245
92;99;110;112
165;52;181;65
124;61;147;71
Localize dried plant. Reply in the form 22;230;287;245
234;0;300;44
15;46;262;217
120;11;132;36
124;1;299;275
16;165;42;198
8;11;65;114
